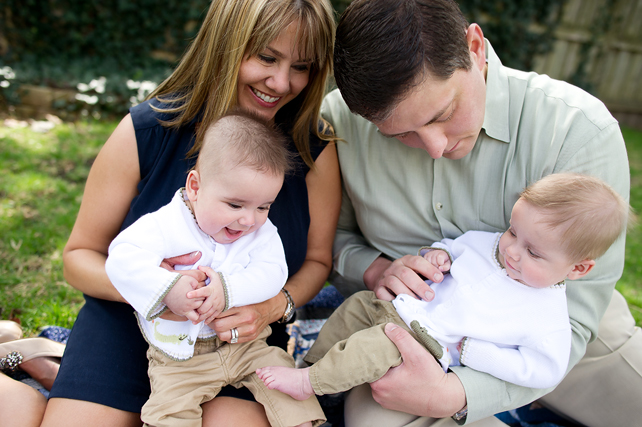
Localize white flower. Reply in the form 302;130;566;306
89;77;107;94
0;67;15;79
75;93;99;105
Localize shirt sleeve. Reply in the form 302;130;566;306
460;327;571;389
323;92;383;295
106;214;181;320
219;220;289;308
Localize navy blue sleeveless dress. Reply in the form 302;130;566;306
49;98;326;411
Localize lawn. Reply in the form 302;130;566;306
1;119;642;336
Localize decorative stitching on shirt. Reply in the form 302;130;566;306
219;272;230;311
459;336;470;365
146;273;183;321
418;246;453;264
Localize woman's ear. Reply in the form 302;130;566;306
186;170;201;201
566;259;596;281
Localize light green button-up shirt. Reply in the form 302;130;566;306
323;41;630;423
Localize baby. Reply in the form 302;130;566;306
257;173;632;400
106;111;324;427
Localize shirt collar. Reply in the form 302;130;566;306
482;40;511;143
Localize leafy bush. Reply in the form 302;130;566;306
0;0;565;118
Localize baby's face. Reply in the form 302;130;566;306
497;199;577;288
188;165;283;244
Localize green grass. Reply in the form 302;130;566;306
618;127;642;325
0;120;117;335
2;121;642;336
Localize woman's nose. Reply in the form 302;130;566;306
266;66;290;94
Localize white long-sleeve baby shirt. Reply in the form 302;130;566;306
106;188;288;361
393;231;571;388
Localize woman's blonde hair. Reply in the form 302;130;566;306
149;0;336;168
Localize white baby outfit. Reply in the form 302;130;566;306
106;188;288;361
393;231;571;388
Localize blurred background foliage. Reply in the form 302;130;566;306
0;0;566;119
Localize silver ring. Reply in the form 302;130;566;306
230;327;239;344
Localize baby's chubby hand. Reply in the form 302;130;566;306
422;249;451;274
186;265;226;324
163;275;204;322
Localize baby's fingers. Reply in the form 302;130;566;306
185;310;200;323
436;252;451;270
187;286;211;300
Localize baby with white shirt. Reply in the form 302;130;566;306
257;172;632;400
106;111;325;427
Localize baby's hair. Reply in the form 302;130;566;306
519;173;634;262
195;110;294;180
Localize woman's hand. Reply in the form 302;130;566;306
364;255;444;302
160;251;207;287
208;292;286;343
369;323;467;418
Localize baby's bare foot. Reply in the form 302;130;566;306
256;366;314;401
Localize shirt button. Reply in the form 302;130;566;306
435;202;443;211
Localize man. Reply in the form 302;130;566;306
323;0;642;425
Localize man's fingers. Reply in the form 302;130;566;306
384;323;424;364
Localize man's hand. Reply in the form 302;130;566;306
364;255;445;301
369;323;467;418
187;265;226;324
422;249;451;273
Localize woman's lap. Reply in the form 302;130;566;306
48;295;150;412
49;295;292;411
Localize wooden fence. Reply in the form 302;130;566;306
533;0;642;129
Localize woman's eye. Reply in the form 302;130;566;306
293;63;310;72
258;54;276;64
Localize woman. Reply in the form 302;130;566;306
43;1;339;425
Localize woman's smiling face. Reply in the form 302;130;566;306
237;20;311;122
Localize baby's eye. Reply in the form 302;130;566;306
258;206;271;212
508;228;516;237
227;203;241;209
527;249;540;259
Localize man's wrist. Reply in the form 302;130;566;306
452;404;468;425
363;256;392;291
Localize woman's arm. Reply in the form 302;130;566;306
210;143;341;342
62;114;140;302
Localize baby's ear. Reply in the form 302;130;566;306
186;170;201;201
566;259;596;280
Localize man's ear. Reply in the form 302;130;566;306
567;259;596;280
186;170;201;201
466;23;486;72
